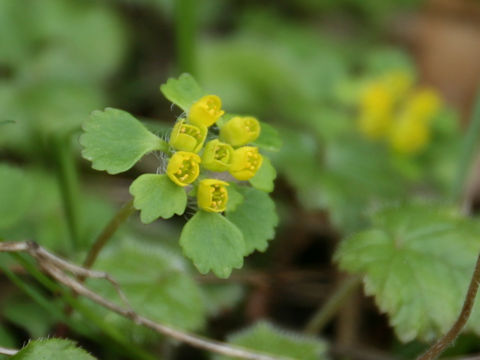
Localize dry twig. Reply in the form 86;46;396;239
0;240;286;360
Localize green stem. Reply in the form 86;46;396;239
53;134;82;250
13;254;156;360
451;88;480;203
175;0;197;75
304;275;362;335
83;200;135;270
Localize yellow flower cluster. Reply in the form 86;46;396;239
358;70;442;154
166;95;263;212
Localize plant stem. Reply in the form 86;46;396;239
53;134;82;250
451;88;480;203
13;253;156;360
82;199;135;270
417;252;480;360
304;275;362;334
175;0;197;75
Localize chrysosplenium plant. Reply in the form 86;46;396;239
80;74;279;278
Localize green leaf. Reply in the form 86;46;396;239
335;204;480;342
252;122;282;151
227;187;278;256
226;183;244;212
180;211;245;278
130;174;187;223
0;165;34;229
87;239;206;338
216;321;329;360
11;339;95;360
249;157;277;193
80;108;167;174
160;73;204;112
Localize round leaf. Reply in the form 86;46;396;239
227;187;278;255
80;108;167;174
130;174;187;223
249;157;277;193
12;339;95;360
180;211;245;278
160;74;204;112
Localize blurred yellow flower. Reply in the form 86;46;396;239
404;89;442;122
229;146;263;181
382;70;413;101
197;179;229;212
202;139;234;172
389;116;430;154
169;119;207;153
358;83;394;138
166;151;201;186
220;116;261;147
188;95;224;127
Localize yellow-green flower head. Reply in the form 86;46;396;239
188;95;225;127
405;89;442;122
197;179;229;212
201;139;234;172
220;116;261;147
229;146;263;181
389;117;430;154
169;119;207;153
166;151;201;186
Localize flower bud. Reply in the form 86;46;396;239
169;119;207;153
229;146;263;181
166;151;201;186
188;95;224;127
201;139;234;172
220;116;261;147
197;179;229;212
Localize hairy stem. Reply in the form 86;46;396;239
451;87;480;204
0;347;17;356
82;199;135;270
417;252;480;360
304;275;362;335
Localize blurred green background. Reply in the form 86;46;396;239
1;0;480;359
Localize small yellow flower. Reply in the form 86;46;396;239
229;146;263;181
358;83;394;138
389;117;430;154
405;89;441;122
201;139;234;172
166;151;201;186
197;179;229;212
220;116;261;147
188;95;225;127
169;119;207;153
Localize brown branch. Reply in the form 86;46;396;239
0;241;288;360
417;252;480;360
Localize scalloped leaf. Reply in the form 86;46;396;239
80;108;166;174
216;321;329;360
160;73;204;112
11;339;95;360
129;174;187;223
335;204;480;342
0;164;34;229
227;187;278;255
180;211;245;278
249;157;276;193
252;122;282;151
226;183;244;212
